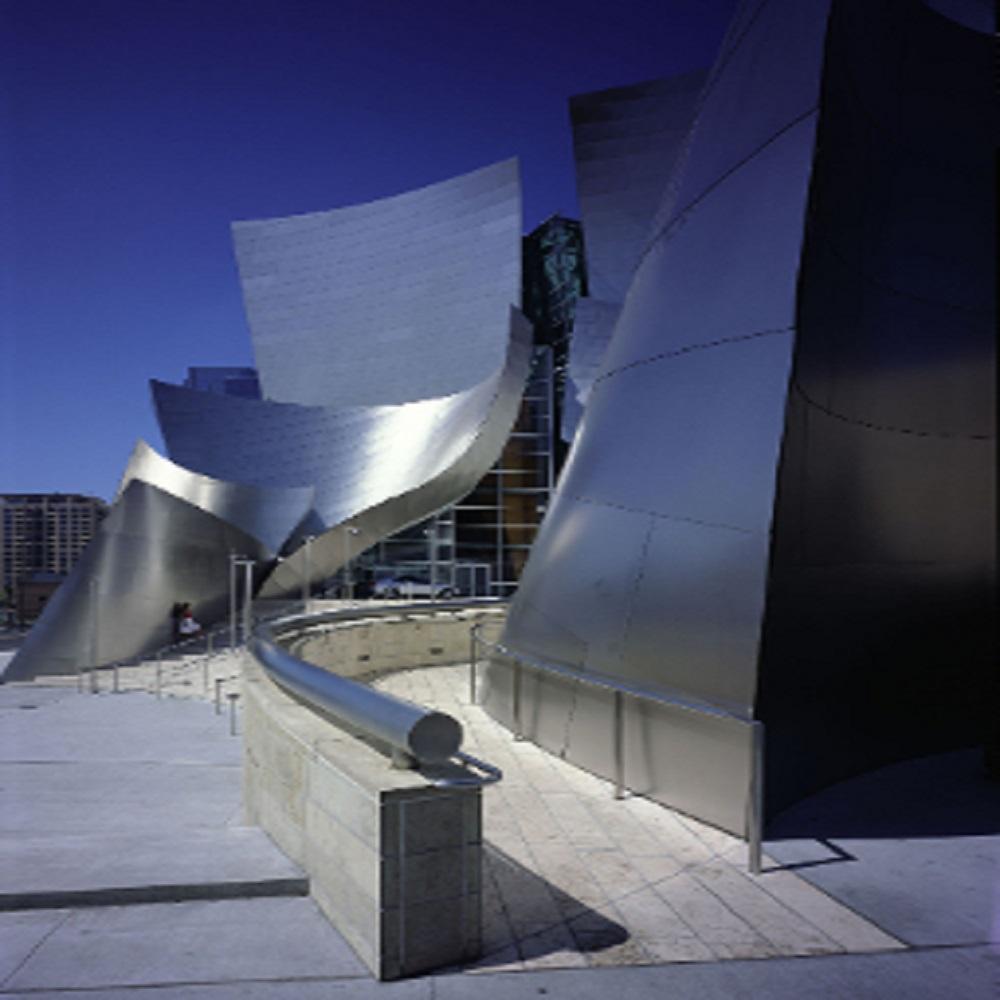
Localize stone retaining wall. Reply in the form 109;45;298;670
242;604;505;979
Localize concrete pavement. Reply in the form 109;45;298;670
1;667;997;997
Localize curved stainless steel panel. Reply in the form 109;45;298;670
757;0;997;815
118;439;314;554
570;73;707;305
5;481;270;680
258;307;534;597
13;159;529;682
562;298;619;441
488;0;834;836
492;0;995;833
563;74;704;441
153;304;532;596
232;159;522;407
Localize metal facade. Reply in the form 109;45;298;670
485;0;995;831
8;160;531;679
232;159;522;408
562;73;705;441
6;480;271;679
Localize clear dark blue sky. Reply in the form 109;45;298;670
2;0;738;500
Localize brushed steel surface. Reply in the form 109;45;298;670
232;159;521;408
251;623;463;764
258;307;533;597
756;0;997;815
492;0;995;833
563;74;704;441
118;440;313;554
489;0;834;836
10;160;529;681
5;481;270;680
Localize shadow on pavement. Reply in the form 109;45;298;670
767;749;1000;841
468;842;628;971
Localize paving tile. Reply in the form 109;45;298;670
519;924;588;970
655;873;776;958
751;868;905;953
692;860;841;956
0;910;70;986
613;886;693;942
582;848;650;898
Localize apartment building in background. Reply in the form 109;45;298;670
1;494;108;619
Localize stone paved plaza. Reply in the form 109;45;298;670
374;665;902;972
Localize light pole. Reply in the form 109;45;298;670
302;535;314;614
343;525;360;604
229;553;237;650
241;558;254;643
89;576;99;688
424;521;437;603
230;556;256;645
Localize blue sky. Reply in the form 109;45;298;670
2;0;737;500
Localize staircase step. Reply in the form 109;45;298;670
0;828;308;912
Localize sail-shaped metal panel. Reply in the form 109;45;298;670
488;0;996;832
5;481;271;680
485;0;835;836
9;159;530;680
232;159;522;407
562;73;706;441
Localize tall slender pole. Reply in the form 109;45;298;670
89;577;99;685
303;535;312;614
229;553;237;651
242;559;253;644
429;519;437;604
343;526;358;604
749;721;765;876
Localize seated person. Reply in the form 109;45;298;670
178;604;202;639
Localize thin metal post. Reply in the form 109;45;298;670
429;519;437;604
88;577;99;678
748;721;765;876
202;658;209;694
89;666;99;694
228;692;239;736
76;666;83;692
303;535;312;613
229;554;237;651
343;525;359;604
215;677;223;714
242;559;253;643
469;628;478;705
613;689;626;800
112;664;120;694
155;654;162;699
512;660;523;740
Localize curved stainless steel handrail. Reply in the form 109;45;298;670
251;602;506;779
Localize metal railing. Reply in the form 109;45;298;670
470;623;765;875
250;601;505;786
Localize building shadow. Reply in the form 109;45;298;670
461;842;628;971
767;749;1000;842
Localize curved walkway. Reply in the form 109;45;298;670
1;656;996;997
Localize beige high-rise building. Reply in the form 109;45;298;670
0;494;108;605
